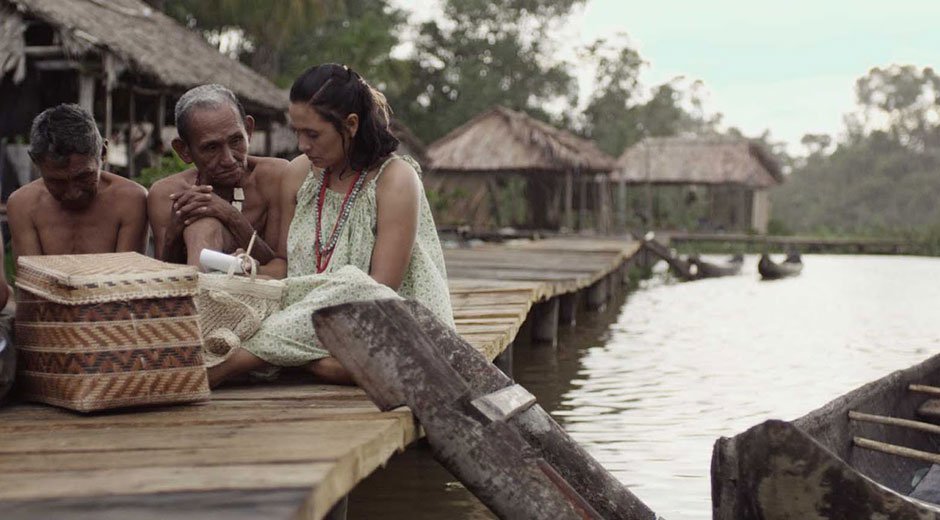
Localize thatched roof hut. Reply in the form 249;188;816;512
614;137;782;188
425;106;616;231
428;105;616;174
0;0;293;183
612;137;784;233
0;0;286;115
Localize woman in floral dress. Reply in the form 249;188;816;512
208;64;454;387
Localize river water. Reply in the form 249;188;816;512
350;254;940;519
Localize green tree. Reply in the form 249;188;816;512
854;65;940;149
395;0;584;143
164;0;338;81
581;36;722;156
276;0;410;89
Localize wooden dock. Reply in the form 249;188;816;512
0;236;641;519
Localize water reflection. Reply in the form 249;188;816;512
351;254;940;519
554;254;940;519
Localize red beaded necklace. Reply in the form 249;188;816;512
314;168;364;273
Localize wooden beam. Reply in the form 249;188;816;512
126;88;136;178
398;301;657;520
23;46;65;57
311;300;588;519
849;410;940;435
563;170;574;231
78;75;95;112
854;437;940;465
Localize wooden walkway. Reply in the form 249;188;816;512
0;236;640;519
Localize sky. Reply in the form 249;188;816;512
393;0;940;152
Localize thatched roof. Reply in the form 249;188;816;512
2;0;287;115
390;119;427;166
613;136;783;188
427;105;616;175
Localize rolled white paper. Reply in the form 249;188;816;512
199;248;244;274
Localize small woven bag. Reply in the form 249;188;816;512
195;234;285;367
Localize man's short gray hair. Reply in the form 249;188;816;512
28;104;103;165
175;84;247;143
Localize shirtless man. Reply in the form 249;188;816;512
7;104;148;260
148;84;287;276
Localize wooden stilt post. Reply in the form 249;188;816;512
103;54;114;170
617;180;627;231
606;272;618;302
351;301;659;520
493;341;513;380
586;278;608;311
558;292;579;327
78;74;94;113
126;88;136;178
578;176;588;231
530;298;559;346
264;117;274;157
324;496;348;520
564;170;573;231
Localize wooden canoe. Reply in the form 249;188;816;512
757;254;803;280
712;353;940;519
687;254;744;279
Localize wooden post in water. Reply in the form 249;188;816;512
313;300;593;520
586;278;608;311
397;301;658;520
530;298;560;346
559;292;579;327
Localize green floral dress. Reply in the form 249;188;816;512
243;155;454;366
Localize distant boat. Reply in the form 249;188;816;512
687;254;744;278
712;353;940;519
757;253;803;279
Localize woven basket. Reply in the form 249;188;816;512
15;253;210;412
195;259;284;367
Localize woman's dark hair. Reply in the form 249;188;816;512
290;63;399;172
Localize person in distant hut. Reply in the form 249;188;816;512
7;104;149;260
148;85;288;275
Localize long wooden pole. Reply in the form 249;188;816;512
854;436;940;465
849;410;940;435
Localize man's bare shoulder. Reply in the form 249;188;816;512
250;155;290;174
102;172;147;200
149;168;197;198
7;180;47;214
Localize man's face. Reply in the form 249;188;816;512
38;153;102;211
178;105;253;187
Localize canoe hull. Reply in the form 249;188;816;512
758;254;803;280
712;353;940;519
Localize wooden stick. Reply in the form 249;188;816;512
854;437;940;465
909;384;940;396
849;411;940;436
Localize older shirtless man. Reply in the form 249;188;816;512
148;85;287;276
7;104;148;260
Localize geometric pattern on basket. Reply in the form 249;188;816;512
16;253;198;306
16;317;201;351
19;367;210;413
18;345;204;374
15;296;197;323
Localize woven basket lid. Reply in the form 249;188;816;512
16;252;198;305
